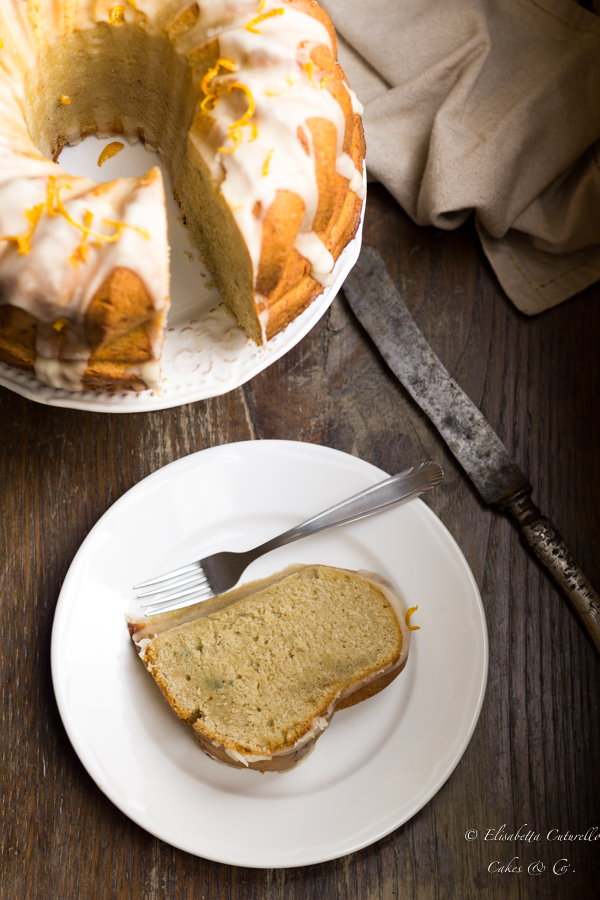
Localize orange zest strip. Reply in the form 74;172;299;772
55;186;95;236
200;60;238;130
1;203;44;255
103;219;150;240
246;8;284;33
109;6;125;24
200;93;219;114
218;127;242;154
303;61;327;89
2;180;149;262
216;83;257;154
262;149;273;177
69;210;94;267
98;141;125;167
200;58;236;96
200;63;258;156
227;82;255;130
56;186;131;241
302;61;315;84
55;187;149;251
46;176;59;216
406;606;421;631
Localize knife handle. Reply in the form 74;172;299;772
502;492;600;654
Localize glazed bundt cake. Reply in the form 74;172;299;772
128;565;410;772
0;0;365;392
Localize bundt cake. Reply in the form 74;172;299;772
128;565;410;772
0;0;365;393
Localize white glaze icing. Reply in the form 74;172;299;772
223;747;272;765
135;636;153;653
345;83;364;116
336;152;366;201
0;0;364;389
294;231;335;284
130;359;162;391
34;356;88;390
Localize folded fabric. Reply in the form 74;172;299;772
322;0;600;314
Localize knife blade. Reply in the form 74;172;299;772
344;245;600;655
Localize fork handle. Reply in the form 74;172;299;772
246;460;443;562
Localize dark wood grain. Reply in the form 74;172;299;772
1;183;598;899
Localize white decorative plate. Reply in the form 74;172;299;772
0;137;364;413
51;441;488;868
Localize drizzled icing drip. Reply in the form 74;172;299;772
294;232;335;286
337;152;366;200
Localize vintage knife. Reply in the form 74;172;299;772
344;245;600;654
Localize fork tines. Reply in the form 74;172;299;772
134;561;214;611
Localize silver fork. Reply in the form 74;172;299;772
134;460;443;614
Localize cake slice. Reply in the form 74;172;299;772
128;565;411;772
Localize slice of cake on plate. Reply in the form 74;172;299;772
128;564;411;772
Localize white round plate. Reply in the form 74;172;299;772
0;137;364;413
51;441;488;868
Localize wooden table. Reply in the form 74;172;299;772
2;184;599;899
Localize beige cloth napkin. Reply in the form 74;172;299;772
321;0;600;314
